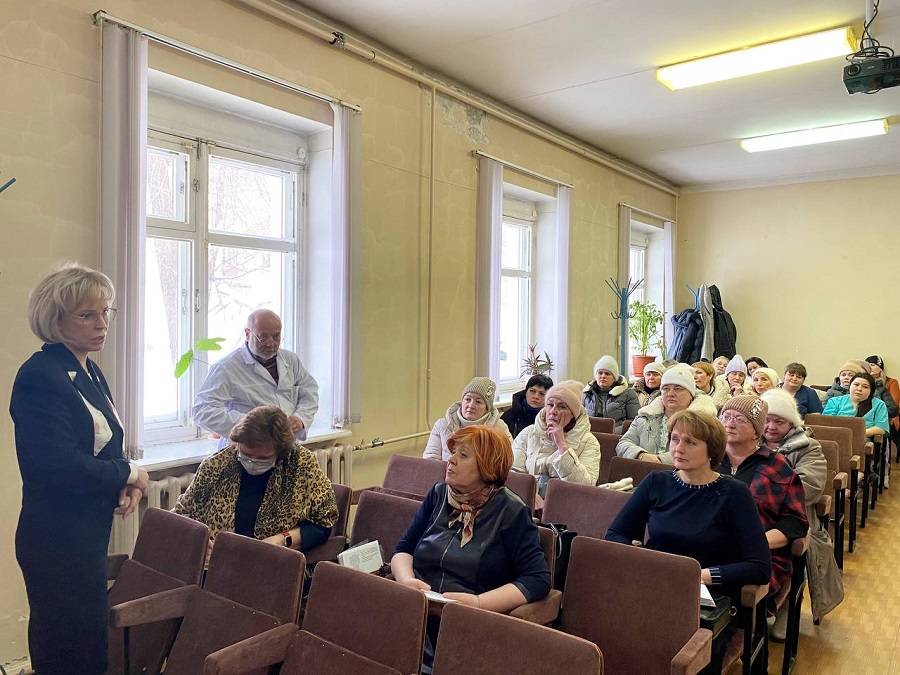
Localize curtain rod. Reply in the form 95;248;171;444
91;10;361;112
619;202;675;223
474;151;574;189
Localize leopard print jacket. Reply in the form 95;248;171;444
173;444;338;539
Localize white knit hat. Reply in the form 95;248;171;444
752;367;780;390
593;355;619;379
661;363;698;396
761;389;803;429
643;361;666;377
725;354;747;376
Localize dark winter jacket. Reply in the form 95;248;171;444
824;378;847;402
582;377;640;431
501;390;542;439
669;309;704;364
709;285;737;359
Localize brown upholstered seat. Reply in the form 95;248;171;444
607;455;670;486
305;483;352;564
433;602;603;674
107;508;209;675
350;490;423;562
589;416;615;433
505;470;537;513
621;419;633;434
541;479;631;540
559;536;711;674
818;438;847;567
591;431;621;485
808;422;861;552
381;454;447;498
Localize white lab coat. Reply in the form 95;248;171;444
192;345;319;445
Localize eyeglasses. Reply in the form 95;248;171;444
250;331;281;345
719;413;752;426
71;307;118;324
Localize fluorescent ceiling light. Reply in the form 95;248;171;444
740;119;888;152
657;27;856;90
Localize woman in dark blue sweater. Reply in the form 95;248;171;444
606;409;770;596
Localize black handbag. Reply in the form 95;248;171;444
540;523;577;591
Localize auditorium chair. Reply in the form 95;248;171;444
109;532;306;674
350;490;422;566
379;454;447;500
591;431;621;485
607;455;670;486
433;602;603;674
107;508;209;675
541;479;631;540
589;416;615;433
505;470;537;513
818;439;847;567
304;483;352;564
621;419;633;434
558;537;711;673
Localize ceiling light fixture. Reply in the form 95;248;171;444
657;27;856;90
740;119;888;152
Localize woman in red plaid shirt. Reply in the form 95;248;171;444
717;396;808;614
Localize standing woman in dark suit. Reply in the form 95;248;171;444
10;264;149;674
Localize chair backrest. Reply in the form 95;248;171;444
808;424;854;475
621;419;633;434
560;537;701;674
537;524;557;587
331;484;352;537
505;471;537;512
589;416;615;433
542;480;631;540
608;456;670;486
132;507;209;585
592;432;620;485
433;602;603;674
350;490;422;560
302;562;428;674
107;560;185;675
283;631;401;675
204;531;306;624
806;414;866;459
381;454;446;498
819;439;839;488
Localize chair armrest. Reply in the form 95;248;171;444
790;537;808;556
850;455;861;471
508;590;562;625
203;623;298;675
833;472;848;491
304;536;347;565
865;441;874;456
109;585;197;628
816;495;832;517
351;487;378;505
740;584;769;608
106;553;129;581
671;628;712;675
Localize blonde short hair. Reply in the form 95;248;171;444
28;263;115;343
692;361;715;379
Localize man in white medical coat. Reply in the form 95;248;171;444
192;309;319;443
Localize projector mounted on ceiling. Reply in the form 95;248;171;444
844;0;898;93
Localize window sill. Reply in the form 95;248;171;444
137;426;353;472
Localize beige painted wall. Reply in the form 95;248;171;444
0;0;674;661
677;175;900;386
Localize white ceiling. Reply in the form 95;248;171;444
296;0;900;190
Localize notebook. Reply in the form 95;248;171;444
700;583;716;608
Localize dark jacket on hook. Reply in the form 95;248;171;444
669;309;704;364
709;285;737;359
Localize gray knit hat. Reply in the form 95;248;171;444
721;395;768;437
593;355;619;379
462;377;497;413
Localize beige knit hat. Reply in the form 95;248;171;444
545;380;585;417
838;360;864;376
721;395;768;437
462;377;497;413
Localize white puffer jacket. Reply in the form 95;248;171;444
422;403;512;461
615;394;718;463
511;409;600;486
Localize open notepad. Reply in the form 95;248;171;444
700;583;716;608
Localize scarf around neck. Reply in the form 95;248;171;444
447;483;496;547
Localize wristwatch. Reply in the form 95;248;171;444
282;531;293;548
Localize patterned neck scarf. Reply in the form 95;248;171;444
447;484;496;547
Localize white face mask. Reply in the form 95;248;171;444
237;450;276;476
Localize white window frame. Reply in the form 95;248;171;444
498;216;536;393
143;129;304;445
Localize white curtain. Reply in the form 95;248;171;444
663;220;676;352
329;103;360;427
475;157;504;381
99;22;148;460
553;186;571;379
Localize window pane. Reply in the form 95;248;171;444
207;245;290;363
499;276;530;382
144;238;191;422
501;223;531;271
208;155;291;239
146;146;188;221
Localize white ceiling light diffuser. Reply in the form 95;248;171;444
657;27;856;90
740;119;888;152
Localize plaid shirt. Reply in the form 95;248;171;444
719;446;809;603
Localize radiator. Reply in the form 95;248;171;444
315;444;353;487
109;472;196;556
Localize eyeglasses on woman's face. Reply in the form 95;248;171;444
71;307;118;325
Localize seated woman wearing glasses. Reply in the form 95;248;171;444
174;406;337;556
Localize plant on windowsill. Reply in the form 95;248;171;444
628;300;664;377
520;344;554;378
174;337;227;378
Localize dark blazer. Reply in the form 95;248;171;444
10;342;131;674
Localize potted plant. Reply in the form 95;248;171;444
628;300;664;377
520;344;554;378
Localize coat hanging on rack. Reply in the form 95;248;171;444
709;285;737;359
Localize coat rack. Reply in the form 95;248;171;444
605;277;643;375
